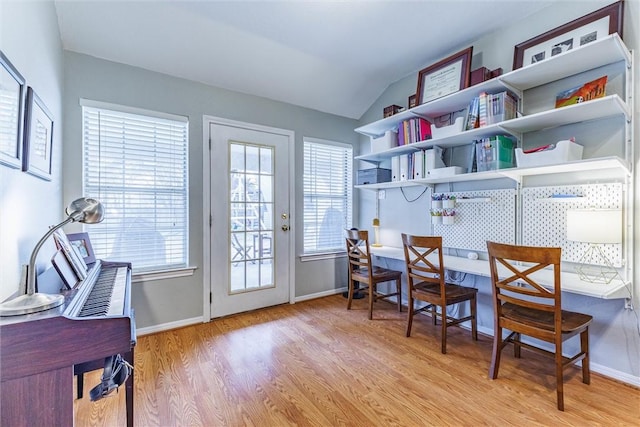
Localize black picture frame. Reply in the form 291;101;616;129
416;47;473;105
22;86;54;180
513;1;624;69
0;50;26;169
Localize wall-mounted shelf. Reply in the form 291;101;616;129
355;156;629;190
355;33;630;140
456;197;492;203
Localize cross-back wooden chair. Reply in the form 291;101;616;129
486;241;593;411
402;233;477;354
345;229;402;320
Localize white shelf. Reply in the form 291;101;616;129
355;156;629;190
500;95;629;134
370;246;630;299
500;33;630;90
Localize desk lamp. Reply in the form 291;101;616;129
566;209;622;284
0;197;104;316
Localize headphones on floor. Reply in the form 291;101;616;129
89;354;133;401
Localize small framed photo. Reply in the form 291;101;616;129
66;232;97;264
0;50;26;169
513;1;623;69
22;86;54;180
408;94;417;109
416;46;473;105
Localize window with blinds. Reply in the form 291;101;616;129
303;138;353;254
81;101;189;272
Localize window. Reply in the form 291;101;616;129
81;100;188;273
303;138;353;254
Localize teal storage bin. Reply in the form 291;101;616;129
475;136;515;171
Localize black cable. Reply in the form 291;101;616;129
400;186;429;203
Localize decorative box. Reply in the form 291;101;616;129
383;105;403;118
357;168;392;185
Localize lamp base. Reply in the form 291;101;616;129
0;293;65;317
574;244;621;284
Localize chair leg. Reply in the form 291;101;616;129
489;326;502;379
470;294;478;341
581;328;591;385
556;343;565;411
396;278;402;312
513;332;522;358
347;279;354;310
431;305;437;325
406;298;414;337
77;373;84;399
368;282;374;320
440;304;447;354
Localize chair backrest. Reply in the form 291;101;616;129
486;241;562;340
345;229;372;275
401;234;445;294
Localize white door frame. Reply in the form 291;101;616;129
202;115;296;321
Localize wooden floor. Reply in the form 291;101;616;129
74;295;640;426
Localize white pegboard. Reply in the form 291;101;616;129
432;189;516;252
521;183;623;267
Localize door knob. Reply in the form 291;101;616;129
281;225;290;231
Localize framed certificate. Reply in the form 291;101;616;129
416;47;473;105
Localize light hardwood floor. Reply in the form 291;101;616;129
74;295;640;426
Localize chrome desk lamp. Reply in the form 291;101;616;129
0;197;104;316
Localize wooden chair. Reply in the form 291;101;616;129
402;234;477;354
345;229;402;320
486;241;593;411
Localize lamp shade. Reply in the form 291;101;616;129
566;209;622;244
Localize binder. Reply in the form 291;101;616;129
399;154;409;181
391;156;400;182
413;151;425;179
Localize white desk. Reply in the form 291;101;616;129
370;246;630;300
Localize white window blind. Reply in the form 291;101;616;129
82;103;189;272
303;138;352;254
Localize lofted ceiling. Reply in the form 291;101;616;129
54;0;553;119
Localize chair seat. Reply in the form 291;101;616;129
414;281;478;303
502;303;593;333
352;267;402;282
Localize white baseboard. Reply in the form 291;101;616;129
590;362;640;387
294;287;348;302
137;316;203;336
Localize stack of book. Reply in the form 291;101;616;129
466;91;518;130
397;117;432;146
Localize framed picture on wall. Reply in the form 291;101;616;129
22;86;54;180
0;50;26;169
513;1;624;69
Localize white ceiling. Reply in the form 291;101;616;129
54;0;553;119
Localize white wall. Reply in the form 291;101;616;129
0;0;64;302
356;0;640;384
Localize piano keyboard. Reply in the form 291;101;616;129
77;267;128;317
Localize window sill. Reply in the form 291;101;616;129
132;266;198;283
300;251;346;262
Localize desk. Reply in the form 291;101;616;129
370;246;630;300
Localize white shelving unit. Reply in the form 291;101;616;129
355;33;634;300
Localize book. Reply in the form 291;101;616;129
555;76;607;108
478;92;488;127
465;97;479;130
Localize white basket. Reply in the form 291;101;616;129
432;116;465;139
516;140;583;168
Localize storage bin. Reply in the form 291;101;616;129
357;168;391;185
475;136;515;171
432;116;465;139
515;139;583;168
370;130;397;153
427;166;464;178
